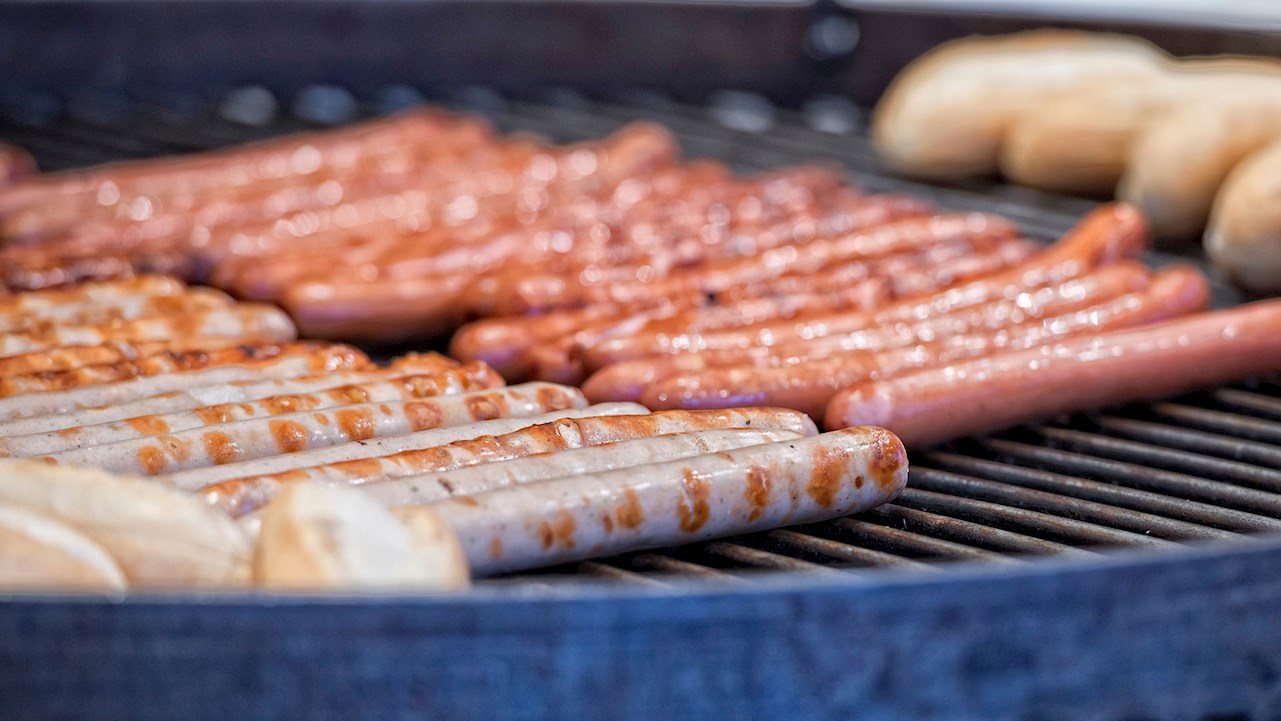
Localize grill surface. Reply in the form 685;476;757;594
0;89;1276;589
7;85;1281;721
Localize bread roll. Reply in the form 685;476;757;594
0;503;127;591
871;30;1167;178
1000;58;1281;195
1205;138;1281;292
1118;97;1281;241
253;485;469;591
0;460;250;586
391;506;471;590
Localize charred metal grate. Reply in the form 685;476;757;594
1;87;1275;586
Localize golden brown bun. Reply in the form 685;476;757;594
871;30;1167;179
0;502;127;591
0;460;250;586
253;485;469;591
1206;138;1281;292
1000;58;1281;196
1118;97;1281;241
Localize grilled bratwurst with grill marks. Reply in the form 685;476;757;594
163;403;649;489
201;407;819;515
431;426;907;576
37;383;587;477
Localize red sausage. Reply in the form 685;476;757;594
637;265;1208;417
584;204;1146;362
824;297;1281;447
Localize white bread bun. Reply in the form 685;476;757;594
1206;137;1281;292
253;485;468;591
0;460;250;586
1119;96;1281;240
0;502;127;591
871;30;1167;179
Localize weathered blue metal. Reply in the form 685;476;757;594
3;540;1278;721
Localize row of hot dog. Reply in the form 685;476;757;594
453;203;1281;446
0;277;907;589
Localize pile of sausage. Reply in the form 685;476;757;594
2;107;1279;454
457;203;1281;446
0;108;957;342
0;276;908;582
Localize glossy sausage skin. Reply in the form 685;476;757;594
0;355;461;436
638;265;1208;416
471;199;941;315
38;383;587;478
0;287;233;334
432;427;908;577
0;305;296;360
0;338;250;377
200;405;820;514
584;204;1147;363
825;298;1281;447
0;343;368;420
0;276;188;314
583;260;1156;403
0;365;506;456
361;428;803;507
162;403;649;490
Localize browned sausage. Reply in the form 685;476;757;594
0;305;296;359
0;337;259;377
0;111;494;239
199;406;819;515
825;297;1281;446
165;402;650;490
584;204;1146;363
432;426;907;576
38;383;588;477
0;276;188;314
0;354;461;435
638;264;1208;416
1;362;506;456
0;343;368;420
0;287;234;335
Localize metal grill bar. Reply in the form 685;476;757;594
828;516;1019;564
909;465;1235;542
3;91;1280;586
1150;402;1281;445
1038;426;1281;493
981;438;1281;517
922;450;1280;534
1092;415;1281;469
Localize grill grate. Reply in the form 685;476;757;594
1;89;1278;586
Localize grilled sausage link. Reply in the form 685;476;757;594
0;287;234;335
0;365;505;456
162;403;649;490
637;264;1208;416
37;383;587;477
361;428;803;507
825;298;1281;446
0;354;459;435
200;407;820;514
0;343;368;420
582;203;1147;364
431;426;908;576
0;276;188;314
0;305;296;359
